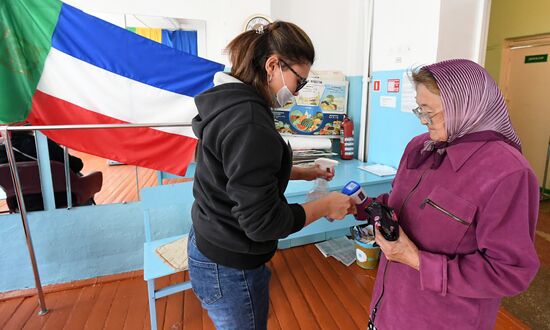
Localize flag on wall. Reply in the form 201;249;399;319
135;27;162;43
130;28;199;56
0;0;224;175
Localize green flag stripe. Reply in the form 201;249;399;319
0;0;62;124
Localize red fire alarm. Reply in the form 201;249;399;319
373;80;380;91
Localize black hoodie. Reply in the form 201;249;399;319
191;80;306;269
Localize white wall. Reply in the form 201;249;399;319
64;0;369;74
271;0;366;76
272;0;366;75
63;0;490;73
370;0;440;71
64;0;271;65
437;0;491;64
369;0;490;72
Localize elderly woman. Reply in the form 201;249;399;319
368;59;540;329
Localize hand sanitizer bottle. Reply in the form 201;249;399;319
306;158;339;202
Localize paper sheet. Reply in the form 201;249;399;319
358;164;397;176
315;236;356;266
401;71;417;113
379;96;397;108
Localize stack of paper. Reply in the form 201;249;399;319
358;164;397;176
314;236;356;266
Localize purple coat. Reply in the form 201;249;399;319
370;133;540;329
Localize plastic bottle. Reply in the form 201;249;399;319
306;158;339;202
340;115;354;160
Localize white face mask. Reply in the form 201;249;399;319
275;64;294;108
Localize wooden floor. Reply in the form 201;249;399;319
72;150;158;205
0;245;528;330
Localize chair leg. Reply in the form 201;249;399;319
147;280;158;330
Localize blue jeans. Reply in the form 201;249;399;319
187;228;271;330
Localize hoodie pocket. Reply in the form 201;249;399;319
417;186;477;254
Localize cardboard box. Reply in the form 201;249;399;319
273;75;348;137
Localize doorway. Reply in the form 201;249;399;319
500;34;550;189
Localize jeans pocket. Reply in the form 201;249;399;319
188;257;223;305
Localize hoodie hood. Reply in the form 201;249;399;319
213;71;242;86
192;72;271;139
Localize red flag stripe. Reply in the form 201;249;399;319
28;90;196;176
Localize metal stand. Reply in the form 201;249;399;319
3;128;48;315
63;146;73;209
542;136;550;201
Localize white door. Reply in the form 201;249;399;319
502;43;550;188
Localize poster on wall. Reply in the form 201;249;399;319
387;79;400;93
273;74;348;137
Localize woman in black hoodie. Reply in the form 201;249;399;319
189;21;355;329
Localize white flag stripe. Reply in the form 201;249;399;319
37;48;198;138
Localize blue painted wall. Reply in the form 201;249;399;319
367;69;426;168
1;204;142;291
343;73;426;165
346;75;363;157
0;200;189;292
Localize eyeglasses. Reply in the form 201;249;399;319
412;107;434;125
279;59;308;93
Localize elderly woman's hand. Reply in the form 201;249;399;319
375;226;420;270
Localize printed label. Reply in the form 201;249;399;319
356;249;367;262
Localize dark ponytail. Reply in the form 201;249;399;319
226;21;315;106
